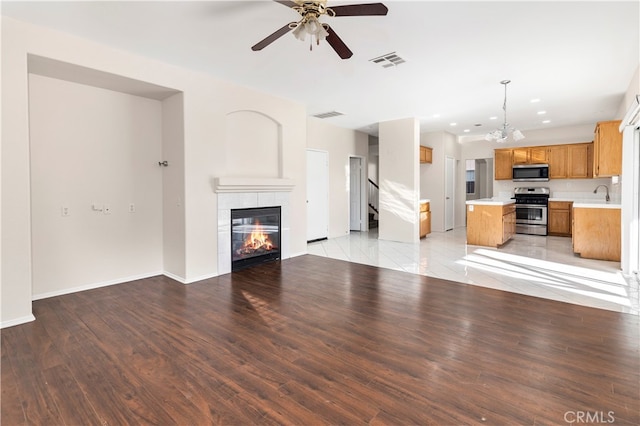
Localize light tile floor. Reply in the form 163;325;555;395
307;228;639;315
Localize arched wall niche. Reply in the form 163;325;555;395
225;110;282;178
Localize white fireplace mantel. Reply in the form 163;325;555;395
215;179;292;275
213;177;295;193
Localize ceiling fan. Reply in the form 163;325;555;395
251;0;388;59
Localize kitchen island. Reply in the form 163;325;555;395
572;201;621;261
466;198;516;247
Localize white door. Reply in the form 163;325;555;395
349;157;362;231
307;150;329;242
445;156;455;231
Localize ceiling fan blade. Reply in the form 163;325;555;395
330;3;388;16
324;25;353;59
273;0;299;8
251;23;294;51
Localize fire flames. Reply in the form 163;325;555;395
236;221;275;256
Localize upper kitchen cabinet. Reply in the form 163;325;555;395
593;120;622;177
548;142;593;179
496;142;594;181
547;145;568;179
567;143;593;179
494;149;513;180
512;147;548;165
420;146;433;164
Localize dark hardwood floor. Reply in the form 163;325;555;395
2;255;639;425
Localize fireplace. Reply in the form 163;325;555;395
231;206;281;271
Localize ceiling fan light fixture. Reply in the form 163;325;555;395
305;17;319;34
292;16;329;45
316;22;329;41
292;22;306;41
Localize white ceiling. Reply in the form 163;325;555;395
2;0;639;138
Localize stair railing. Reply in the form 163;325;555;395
368;178;379;217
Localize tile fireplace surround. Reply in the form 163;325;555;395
214;178;294;275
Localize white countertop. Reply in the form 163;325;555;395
549;197;621;209
573;200;622;209
466;198;515;206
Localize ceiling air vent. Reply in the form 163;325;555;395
313;111;344;119
369;52;406;68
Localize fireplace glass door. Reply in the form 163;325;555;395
231;206;281;271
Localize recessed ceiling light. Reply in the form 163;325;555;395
531;98;541;103
489;116;498;120
542;120;551;124
463;129;470;133
537;110;547;115
450;122;457;126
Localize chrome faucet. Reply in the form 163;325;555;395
593;184;610;202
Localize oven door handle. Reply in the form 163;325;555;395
516;204;548;208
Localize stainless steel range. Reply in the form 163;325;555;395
513;187;550;236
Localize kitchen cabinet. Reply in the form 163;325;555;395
547;142;593;179
466;203;515;247
512;148;528;165
495;142;594;181
572;206;621;261
513;147;548;165
548;201;573;236
567;143;593;179
529;147;548;164
494;149;513;180
420;201;431;238
547;145;568;179
420;146;433;164
593;120;622;177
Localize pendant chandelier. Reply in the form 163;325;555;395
485;80;525;143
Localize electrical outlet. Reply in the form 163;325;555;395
61;206;70;217
129;203;135;213
103;204;111;215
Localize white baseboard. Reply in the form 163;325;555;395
182;273;218;284
162;271;187;284
1;314;36;329
31;271;164;301
289;251;307;258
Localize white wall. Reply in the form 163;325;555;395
379;118;420;243
420;131;463;231
28;74;164;298
617;65;640;119
1;17;307;327
306;118;368;238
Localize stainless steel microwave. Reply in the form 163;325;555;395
512;164;549;182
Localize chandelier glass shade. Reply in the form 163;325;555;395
485;80;525;143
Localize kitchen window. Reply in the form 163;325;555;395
466;159;475;194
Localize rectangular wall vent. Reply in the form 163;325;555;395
313;111;344;119
369;52;406;68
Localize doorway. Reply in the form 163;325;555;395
445;156;455;231
306;149;329;242
349;156;366;231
